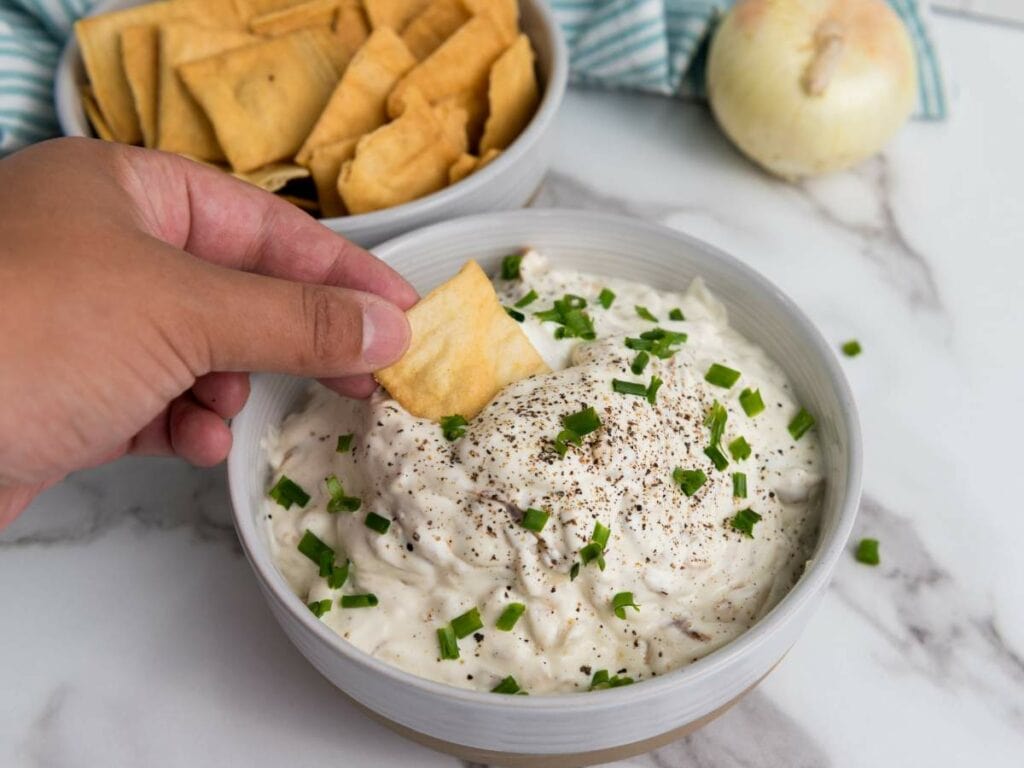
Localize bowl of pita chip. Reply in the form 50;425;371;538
55;0;567;246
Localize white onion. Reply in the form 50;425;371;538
707;0;917;179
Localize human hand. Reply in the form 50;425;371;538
0;138;418;527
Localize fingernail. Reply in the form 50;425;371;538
362;299;410;368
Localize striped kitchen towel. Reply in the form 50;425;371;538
0;0;945;157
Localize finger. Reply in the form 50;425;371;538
169;396;232;467
0;480;56;530
129;406;174;456
191;264;410;376
319;374;380;399
192;372;250;418
119;147;419;309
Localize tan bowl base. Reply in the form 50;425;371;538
349;671;769;768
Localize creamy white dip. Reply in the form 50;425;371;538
264;252;822;694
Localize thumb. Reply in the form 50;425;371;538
191;264;411;377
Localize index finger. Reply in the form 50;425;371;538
118;145;419;309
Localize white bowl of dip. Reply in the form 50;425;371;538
227;209;862;766
55;0;568;248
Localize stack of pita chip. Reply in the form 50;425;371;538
75;0;542;218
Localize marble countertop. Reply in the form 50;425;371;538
3;11;1022;768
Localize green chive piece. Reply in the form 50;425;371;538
704;445;729;471
612;379;648;397
705;363;741;389
297;530;334;568
855;538;880;565
645;375;663;405
491;676;521;694
841;340;862;357
318;550;333;578
515;289;539;308
591;521;611;549
739;388;766;417
440;414;468;441
505;306;525;322
496;603;526;631
668;308;685;321
535;295;596;340
325;474;343;499
552;428;581;457
728;436;752;462
626;329;687;359
336;434;354;453
569;562;581;580
437;625;459;660
730;508;762;538
268;475;311;510
579;542;606;570
673;467;707;497
325;474;361;513
704;400;727;447
612;592;640;620
364;512;391;534
598;288;616;309
563;406;602;436
635;305;658;322
340;593;378;608
520;507;550;533
631;351;650;375
451;607;483;639
589;669;634;690
788;408;815;440
327;560;349;589
732;472;747;498
308;599;332;618
501;254;523;280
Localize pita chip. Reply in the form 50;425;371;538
375;260;550;421
333;0;371;54
401;0;471;60
81;85;116;141
307;138;358;216
249;0;338;36
121;25;159;147
479;33;538;153
363;0;429;32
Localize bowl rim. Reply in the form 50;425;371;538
228;208;863;712
54;0;570;231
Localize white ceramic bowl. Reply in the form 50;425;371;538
228;209;862;766
55;0;568;248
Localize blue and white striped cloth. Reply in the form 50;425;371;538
0;0;946;156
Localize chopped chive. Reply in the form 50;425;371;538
631;351;650;375
841;340;862;357
704;400;727;447
520;507;550;533
318;550;333;578
788;408;815;440
564;294;587;309
855;538;880;565
705;363;741;389
505;306;525;322
535;295;596;340
732;472;747;498
515;289;538;308
297;530;334;569
437;625;459;660
440;414;468;441
364;512;391;534
491;676;522;694
645;375;663;404
635;305;658;322
730;508;762;538
579;542;606;570
496;603;526;631
668;308;685;321
552;427;581;457
450;607;483;639
612;591;640;620
563;406;602;436
704;445;729;471
325;474;343;499
673;467;707;497
591;521;611;549
268;475;310;510
325;474;361;513
308;599;332;618
501;253;523;280
624;337;652;351
612;379;648;397
327;560;349;589
739;388;765;417
336;434;354;453
569;562;581;580
589;669;635;690
598;288;616;308
340;593;378;608
728;436;752;462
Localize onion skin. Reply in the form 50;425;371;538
707;0;917;180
